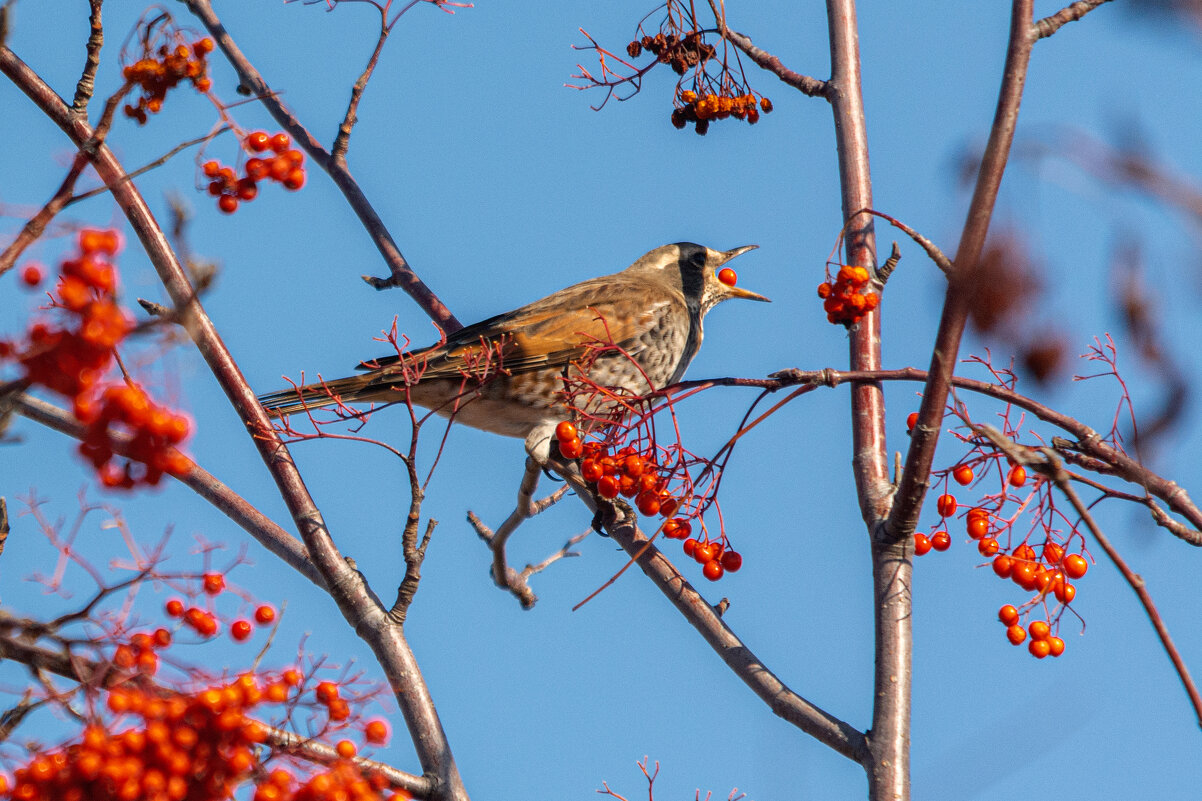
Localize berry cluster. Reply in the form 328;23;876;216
555;422;742;582
254;758;406;801
77;384;192;489
110;627;174;677
5;232;192;491
627;31;716;76
7;672;285;801
165;575;277;643
817;265;880;327
913;462;1091;658
671;90;771;134
203;132;306;215
122;38;214;124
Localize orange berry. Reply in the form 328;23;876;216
1012;561;1037;590
1063;553;1088;579
998;604;1019;626
1055;581;1076;604
269;132;291;153
930;530;951;551
165;598;185;617
952;465;974;485
992;554;1013;578
936;494;957;518
203;572;225;595
254;605;276;624
202;160;221;177
717;267;737;286
967;516;990;540
230;620;252;641
1006;624;1027;645
978;537;999;557
702;559;724;581
906;412;919;431
335;740;357;759
364;719;390;745
760;97;773;112
913;532;932;556
1008;464;1027;487
1043;541;1065;564
217;194;239;214
1048;636;1065;657
554;421;577;442
1028;620;1051;640
315;681;340;704
596;475;619;499
282;168;306;191
1029;638;1051;659
720;550;743;572
635;490;660;516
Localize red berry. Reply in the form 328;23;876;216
230;620;252;642
335;740;357;759
283;168;306;191
992;554;1013;578
558;436;583;460
1048;636;1066;657
217;194;239;214
914;532;932;556
554;421;577;442
254;605;276;624
930;530;951;551
978;537;999;557
315;681;340;704
1054;581;1076;604
952;465;974;485
1028;620;1051;640
20;264;44;287
269;132;291;153
717;267;737;287
682;537;698;558
967;516;990;540
936;494;957;518
596;475;619;499
702;560;724;581
720;550;742;572
246;131;270;152
906;411;919;431
1008;464;1028;487
1029;638;1051;659
1006;624;1027;645
635;490;660;516
165;598;185;617
998;604;1019;626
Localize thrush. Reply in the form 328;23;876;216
258;242;768;448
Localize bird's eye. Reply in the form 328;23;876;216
689;251;708;269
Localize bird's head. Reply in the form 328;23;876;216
625;242;769;314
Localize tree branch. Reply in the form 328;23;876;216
1034;0;1114;40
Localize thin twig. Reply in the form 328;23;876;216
332;7;390;160
1034;0;1114;40
71;0;105;115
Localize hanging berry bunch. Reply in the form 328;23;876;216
121;12;214;123
553;416;743;583
573;1;771;135
202;131;307;214
817;264;880;326
2;230;194;490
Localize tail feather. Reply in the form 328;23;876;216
258;374;376;418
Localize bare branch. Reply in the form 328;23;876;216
71;0;104;114
177;0;463;332
1034;0;1114;40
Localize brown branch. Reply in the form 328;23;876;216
177;0;462;333
1033;445;1202;728
332;8;390;160
0;45;467;799
855;207;952;274
0;80;130;277
541;455;868;764
1034;0;1114;40
468;457;572;609
888;0;1035;542
680;367;1202;542
11;393;325;586
67;127;230;206
725;30;826;96
71;0;104;115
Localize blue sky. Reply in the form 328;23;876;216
3;2;1201;799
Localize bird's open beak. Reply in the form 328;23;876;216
720;244;770;302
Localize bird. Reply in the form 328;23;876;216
258;242;768;451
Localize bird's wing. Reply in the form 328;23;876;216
359;279;684;381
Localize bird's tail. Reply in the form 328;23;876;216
258;373;378;418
